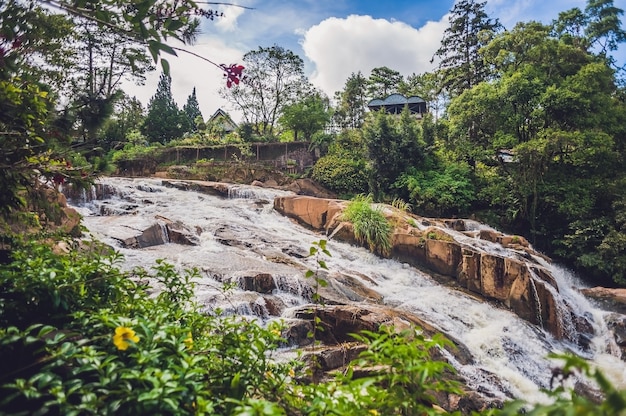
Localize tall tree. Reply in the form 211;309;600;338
98;94;145;151
183;87;203;132
221;45;309;137
367;66;403;99
69;20;153;141
332;71;368;129
398;71;447;120
432;0;502;97
142;73;189;143
278;92;331;141
0;0;232;220
364;107;425;198
448;16;626;285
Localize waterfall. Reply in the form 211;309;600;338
68;177;626;404
528;276;544;330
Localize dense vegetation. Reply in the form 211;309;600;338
2;0;626;414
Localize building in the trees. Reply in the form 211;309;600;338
367;94;427;117
208;108;238;133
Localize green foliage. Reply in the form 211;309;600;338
222;45;310;137
397;163;476;217
342;194;393;255
332;71;368;129
278;92;331;141
142;72;191;143
110;142;163;163
363;107;426;198
182;88;203;132
281;327;461;415
2;237;626;415
367;66;403;99
493;353;626;415
312;154;369;196
433;0;502;97
0;240;286;415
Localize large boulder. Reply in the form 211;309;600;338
274;195;345;231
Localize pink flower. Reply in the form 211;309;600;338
221;64;245;88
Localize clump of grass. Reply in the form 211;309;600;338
391;198;412;213
342;194;392;255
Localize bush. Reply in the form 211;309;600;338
0;240;286;415
312;155;368;196
396;163;476;217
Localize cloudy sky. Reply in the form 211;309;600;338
124;0;626;122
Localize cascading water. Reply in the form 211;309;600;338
68;177;626;404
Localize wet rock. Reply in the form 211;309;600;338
281;318;314;347
262;295;286;316
236;272;277;294
274;195;345;231
605;313;626;358
274;194;580;341
580;287;626;315
161;179;230;197
300;343;366;374
165;221;200;246
123;223;167;248
120;217;199;248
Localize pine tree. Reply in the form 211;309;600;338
183;87;203;131
432;0;502;97
142;72;189;143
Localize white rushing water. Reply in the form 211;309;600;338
69;177;626;404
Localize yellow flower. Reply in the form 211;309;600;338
369;410;379;416
288;368;296;378
113;326;139;351
184;332;193;349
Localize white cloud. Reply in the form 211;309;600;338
214;5;246;32
301;14;447;97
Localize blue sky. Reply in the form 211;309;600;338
125;0;626;121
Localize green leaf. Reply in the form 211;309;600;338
160;58;170;75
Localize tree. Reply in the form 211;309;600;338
447;12;626;285
367;66;403;99
68;20;153;142
553;0;626;64
183;87;203;132
142;72;190;143
432;0;502;97
278;92;331;141
398;71;446;120
363;107;426;198
98;94;145;151
221;45;310;137
332;71;368;129
0;0;231;219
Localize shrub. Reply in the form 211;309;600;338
0;240;286;415
312;155;368;196
342;194;392;255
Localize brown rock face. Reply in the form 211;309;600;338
273;195;586;342
273;196;344;231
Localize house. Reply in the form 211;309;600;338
367;93;428;117
208;108;238;133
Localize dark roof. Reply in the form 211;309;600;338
367;94;427;114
